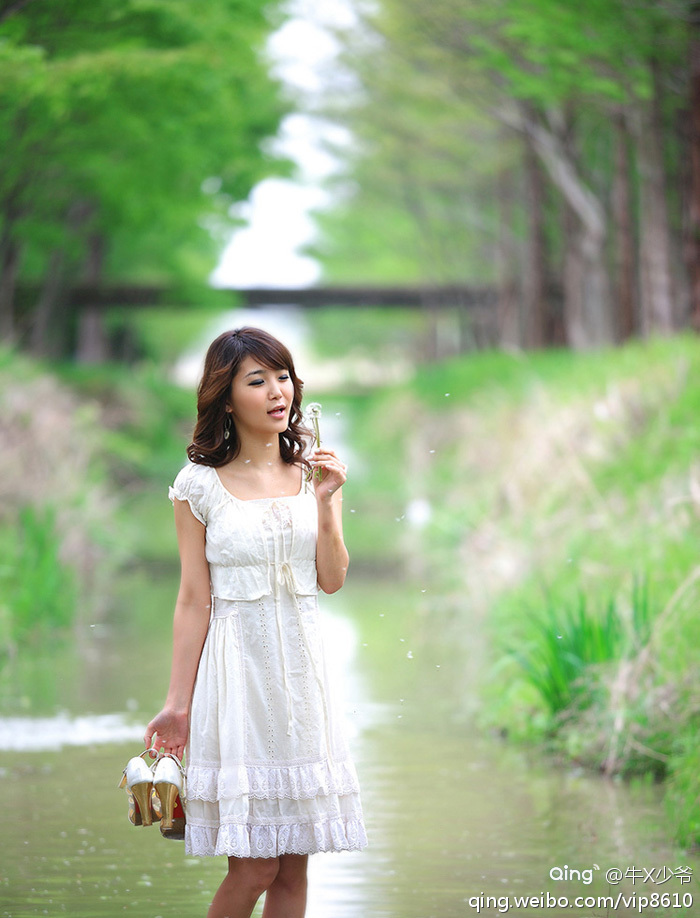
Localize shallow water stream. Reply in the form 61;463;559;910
0;566;697;917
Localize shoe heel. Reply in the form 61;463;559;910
152;754;186;839
131;781;155;827
155;781;179;830
119;750;163;827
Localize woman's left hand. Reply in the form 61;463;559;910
310;447;347;502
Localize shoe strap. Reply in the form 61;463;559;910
150;751;186;778
142;742;161;762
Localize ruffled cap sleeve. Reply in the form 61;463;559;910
168;462;208;525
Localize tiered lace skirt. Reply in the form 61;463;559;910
184;595;367;858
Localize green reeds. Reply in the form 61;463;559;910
509;575;653;720
0;505;77;653
666;729;700;847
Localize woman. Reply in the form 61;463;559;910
144;327;367;918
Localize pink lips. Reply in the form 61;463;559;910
268;406;286;417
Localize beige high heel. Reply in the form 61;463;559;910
118;750;162;827
152;753;186;840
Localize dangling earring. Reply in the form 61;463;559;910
223;414;232;442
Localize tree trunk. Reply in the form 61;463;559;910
579;227;614;345
30;248;66;356
687;11;700;331
495;168;521;348
0;223;20;342
27;200;97;358
523;139;548;348
562;205;587;348
612;113;637;341
76;231;108;363
505;103;614;347
636;60;675;334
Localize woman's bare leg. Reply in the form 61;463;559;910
207;856;280;918
260;854;308;918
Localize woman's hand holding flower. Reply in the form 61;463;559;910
310;447;347;502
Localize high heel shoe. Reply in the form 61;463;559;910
152;753;186;840
118;751;162;827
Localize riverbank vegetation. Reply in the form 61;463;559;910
337;332;700;846
0;344;194;656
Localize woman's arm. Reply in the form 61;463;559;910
311;447;350;594
144;499;211;759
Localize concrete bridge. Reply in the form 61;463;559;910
68;283;497;310
18;282;500;361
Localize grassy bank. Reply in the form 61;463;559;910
336;333;700;847
0;346;196;656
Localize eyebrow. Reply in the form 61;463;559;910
243;367;286;378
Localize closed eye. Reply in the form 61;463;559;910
248;373;289;386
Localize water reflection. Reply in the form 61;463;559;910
0;711;144;752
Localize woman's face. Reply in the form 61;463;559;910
228;355;295;440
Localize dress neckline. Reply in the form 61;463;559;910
212;464;305;503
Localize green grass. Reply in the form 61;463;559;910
405;333;699;410
503;575;656;757
335;330;700;838
0;506;77;652
667;731;700;847
508;590;625;718
0;345;197;649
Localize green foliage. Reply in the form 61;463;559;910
507;576;653;720
51;355;204;563
465;0;670;107
302;0;689;317
54;359;195;482
509;592;623;718
306;27;510;284
0;0;290;321
0;506;77;652
666;729;700;847
339;330;700;794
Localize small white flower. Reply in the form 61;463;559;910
305;402;322;420
304;402;322;448
303;402;323;489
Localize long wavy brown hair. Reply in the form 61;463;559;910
187;327;312;468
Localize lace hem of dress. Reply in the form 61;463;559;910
184;814;368;858
186;759;361;802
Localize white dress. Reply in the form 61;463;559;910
168;461;368;858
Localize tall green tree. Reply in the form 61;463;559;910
0;0;289;358
309;0;692;348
